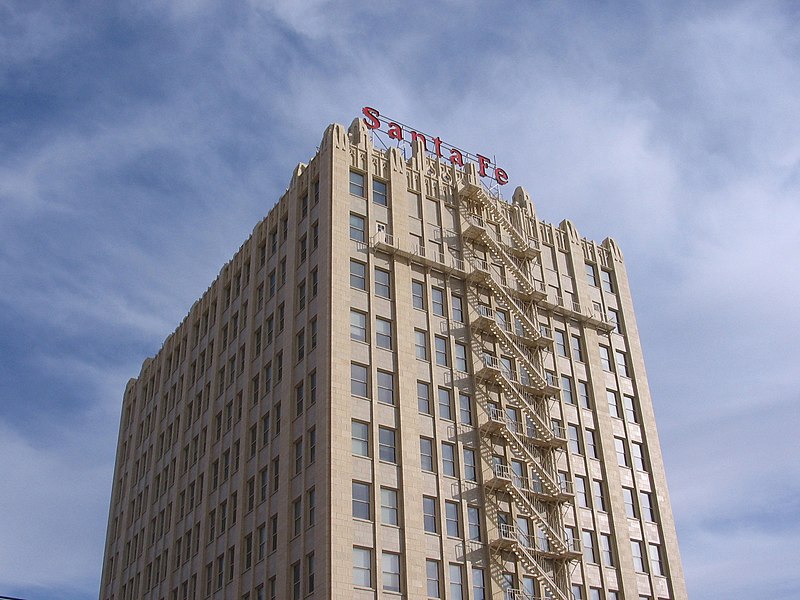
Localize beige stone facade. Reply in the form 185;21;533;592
100;117;687;600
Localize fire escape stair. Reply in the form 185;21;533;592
459;184;538;258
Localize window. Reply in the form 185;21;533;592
426;560;441;598
434;336;448;366
353;547;372;587
349;213;366;242
412;280;425;309
377;370;394;405
572;585;584;600
568;424;582;454
463;448;477;482
632;442;647;471
592;480;606;511
350;260;366;290
349;171;365;197
380;487;399;525
352;421;369;457
586;429;598;458
467;506;481;540
472;568;486;600
373;179;388;206
307;487;316;525
381;551;400;592
583;530;597;563
555;330;568;357
454;342;468;372
631;540;647;572
451;295;464;322
294;439;303;474
442;442;457;477
608;389;621;417
378;427;396;463
375;318;392;349
351;363;368;397
623;395;639;423
575;476;589;508
311;267;318;296
374;267;391;298
420;437;435;472
609;308;622;333
459;393;473;425
438;387;453;420
615;438;628;466
640;491;655;521
615;350;629;377
415;329;428;360
449;563;464;600
562;375;574;404
586;263;598;286
270;515;278;551
444;501;461;537
601;270;615;293
423;496;437;533
431;287;445;316
417;381;431;414
649;543;665;576
306;552;315;593
352;481;371;520
599;345;613;371
293;498;302;536
600;533;615;566
571;335;584;361
350;310;367;342
623;487;637;518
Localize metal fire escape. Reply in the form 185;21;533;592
460;183;579;600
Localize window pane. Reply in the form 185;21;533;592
353;547;371;587
373;179;388;206
349;171;365;197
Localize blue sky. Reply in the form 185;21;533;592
1;1;799;599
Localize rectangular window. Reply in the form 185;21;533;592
615;350;629;377
380;487;399;525
463;448;477;482
586;263;598;286
382;551;400;592
350;260;366;290
649;543;665;576
631;540;647;572
568;424;582;454
623;395;639;423
426;560;441;598
350;310;367;342
623;487;637;518
472;568;486;600
601;270;615;293
415;329;428;360
351;363;368;397
353;547;371;588
378;427;396;463
374;267;391;298
608;389;621;417
571;335;584;361
599;345;613;371
459;392;473;425
609;308;622;333
373;179;388;206
555;330;568;357
270;515;278;551
417;381;431;414
352;421;369;457
467;506;481;540
640;491;655;521
449;563;464;600
412;280;425;309
562;375;574;404
586;429;598;459
583;530;597;563
375;318;393;349
350;213;366;242
454;342;468;372
431;287;445;316
632;442;647;471
434;335;448;366
438;387;453;420
592;480;606;511
377;370;394;405
292;498;302;536
349;171;365;197
600;533;615;566
423;496;437;533
306;552;315;594
451;295;464;322
442;442;457;477
352;481;371;520
445;501;461;537
615;438;629;466
575;476;589;508
420;437;435;472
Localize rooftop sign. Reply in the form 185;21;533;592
362;106;508;185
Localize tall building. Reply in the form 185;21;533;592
100;113;686;600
